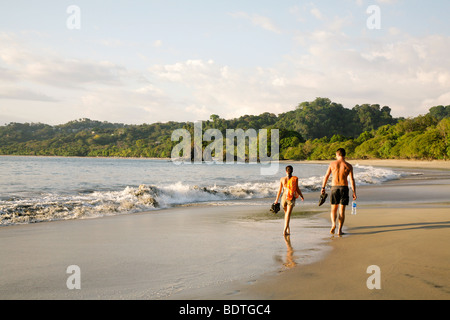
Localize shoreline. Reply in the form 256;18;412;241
0;154;172;161
0;159;448;300
2;155;449;169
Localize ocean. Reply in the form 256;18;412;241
0;156;405;226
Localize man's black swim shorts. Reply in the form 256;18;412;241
331;186;350;205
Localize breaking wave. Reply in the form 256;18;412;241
0;182;278;226
0;165;407;226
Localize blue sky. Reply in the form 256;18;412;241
1;0;450;124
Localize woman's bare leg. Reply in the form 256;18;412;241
284;205;293;236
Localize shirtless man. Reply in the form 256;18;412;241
321;148;357;235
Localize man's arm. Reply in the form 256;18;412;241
349;165;357;200
321;166;332;194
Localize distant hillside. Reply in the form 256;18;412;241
0;98;448;160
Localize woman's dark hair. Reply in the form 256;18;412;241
286;165;293;179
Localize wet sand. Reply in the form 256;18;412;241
0;199;331;299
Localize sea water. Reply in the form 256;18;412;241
0;156;406;226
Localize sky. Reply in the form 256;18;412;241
1;0;450;125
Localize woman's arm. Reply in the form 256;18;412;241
275;179;283;203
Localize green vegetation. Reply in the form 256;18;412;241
0;98;448;160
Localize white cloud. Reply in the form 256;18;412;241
153;40;163;48
421;92;450;110
230;12;281;34
0;32;170;124
285;29;450;116
148;59;292;120
0;32;144;90
310;7;324;21
0;66;18;81
0;87;58;102
77;87;174;124
289;6;306;23
99;38;124;48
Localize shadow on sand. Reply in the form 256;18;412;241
348;221;450;235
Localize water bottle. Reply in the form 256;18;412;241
351;201;357;215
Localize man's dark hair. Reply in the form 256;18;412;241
336;148;346;157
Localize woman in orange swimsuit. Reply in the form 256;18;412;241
274;166;304;236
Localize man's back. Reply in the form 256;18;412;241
330;159;353;187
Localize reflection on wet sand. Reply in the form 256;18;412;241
283;235;297;268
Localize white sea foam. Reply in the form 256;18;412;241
0;183;276;225
353;164;403;185
0;160;408;226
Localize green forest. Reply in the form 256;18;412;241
1;98;449;160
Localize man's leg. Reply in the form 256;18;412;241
330;204;339;234
337;187;349;235
338;205;346;235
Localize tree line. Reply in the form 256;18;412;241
0;98;448;160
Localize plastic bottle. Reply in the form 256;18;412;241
351;201;357;215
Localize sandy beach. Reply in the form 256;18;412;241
0;159;449;300
174;160;450;300
231;206;450;300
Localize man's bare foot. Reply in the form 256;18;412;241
338;231;345;236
